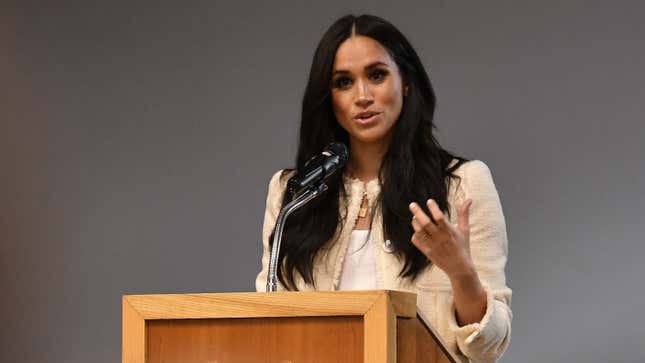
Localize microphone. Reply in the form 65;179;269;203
266;142;348;292
287;142;349;198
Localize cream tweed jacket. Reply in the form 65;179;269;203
255;160;512;363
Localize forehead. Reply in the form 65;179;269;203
333;35;396;71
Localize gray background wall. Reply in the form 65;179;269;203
2;1;644;362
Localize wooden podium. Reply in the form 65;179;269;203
122;290;456;363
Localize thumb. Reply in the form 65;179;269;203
458;199;473;235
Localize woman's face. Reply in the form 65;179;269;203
331;35;405;147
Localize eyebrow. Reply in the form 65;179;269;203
332;61;389;75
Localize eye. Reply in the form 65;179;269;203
332;76;353;89
369;69;388;82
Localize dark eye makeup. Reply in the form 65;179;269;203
332;68;389;90
332;76;352;89
368;69;389;81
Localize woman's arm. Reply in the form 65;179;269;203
410;197;488;325
410;160;512;362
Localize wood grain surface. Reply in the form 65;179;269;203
146;316;363;363
122;297;145;363
123;290;452;363
397;317;456;363
364;294;396;363
124;290;416;320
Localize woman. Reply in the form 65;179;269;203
256;14;511;363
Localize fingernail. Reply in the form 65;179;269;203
409;202;416;210
427;198;434;205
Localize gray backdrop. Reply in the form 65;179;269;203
2;1;644;362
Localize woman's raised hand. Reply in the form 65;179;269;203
409;198;474;280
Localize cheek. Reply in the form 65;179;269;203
331;93;352;120
380;85;403;115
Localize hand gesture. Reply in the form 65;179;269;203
409;198;475;280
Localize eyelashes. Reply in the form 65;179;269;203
332;69;389;90
369;69;388;82
333;76;352;89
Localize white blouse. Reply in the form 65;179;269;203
337;229;378;290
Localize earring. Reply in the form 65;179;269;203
404;86;409;97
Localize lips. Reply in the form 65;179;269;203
353;111;381;125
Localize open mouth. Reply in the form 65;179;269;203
354;112;380;124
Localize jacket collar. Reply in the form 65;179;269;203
342;173;381;202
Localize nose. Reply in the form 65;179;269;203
354;80;374;108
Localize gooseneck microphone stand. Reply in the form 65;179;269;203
266;183;328;292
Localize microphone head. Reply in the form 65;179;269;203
320;142;348;179
289;142;349;198
325;142;349;166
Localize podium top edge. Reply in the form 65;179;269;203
122;290;417;319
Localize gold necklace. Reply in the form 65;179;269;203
358;192;368;218
347;168;370;219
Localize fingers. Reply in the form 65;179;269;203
411;216;423;232
410;198;473;272
410;231;432;256
411;217;433;247
426;199;450;231
409;202;439;235
409;202;436;258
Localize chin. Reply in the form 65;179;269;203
349;130;392;145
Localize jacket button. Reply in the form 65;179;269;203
382;239;395;253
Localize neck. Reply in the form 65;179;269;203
346;138;390;182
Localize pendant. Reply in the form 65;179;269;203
358;194;368;218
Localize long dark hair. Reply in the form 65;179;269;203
272;14;466;290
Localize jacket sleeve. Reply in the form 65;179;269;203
449;160;513;363
255;170;288;292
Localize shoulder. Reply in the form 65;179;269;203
448;159;503;209
268;169;294;189
266;169;295;203
452;159;493;180
452;160;498;192
268;169;286;190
